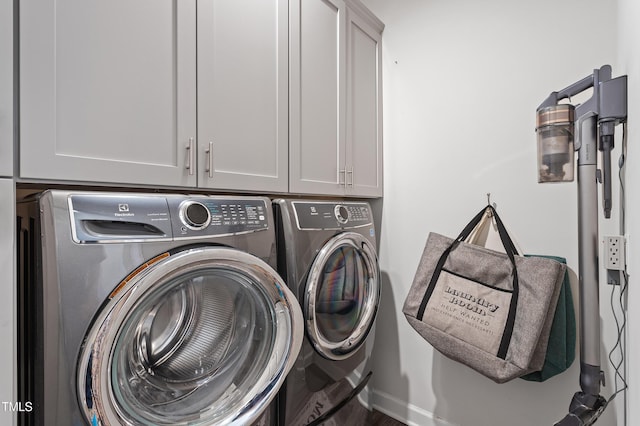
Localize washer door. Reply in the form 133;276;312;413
304;232;380;360
78;247;303;426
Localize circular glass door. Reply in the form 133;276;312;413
78;247;302;426
304;232;380;360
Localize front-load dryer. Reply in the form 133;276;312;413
273;199;380;426
17;190;303;426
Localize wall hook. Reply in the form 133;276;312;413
486;193;497;216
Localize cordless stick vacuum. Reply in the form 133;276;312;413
536;65;627;426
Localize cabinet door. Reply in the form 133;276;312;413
0;0;12;177
290;0;347;196
197;0;288;193
20;0;197;187
345;8;382;197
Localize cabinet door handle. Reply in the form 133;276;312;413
347;167;354;187
339;169;346;186
186;137;195;175
205;141;214;179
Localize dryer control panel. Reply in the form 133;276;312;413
293;201;372;230
68;194;269;243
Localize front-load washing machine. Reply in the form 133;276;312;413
273;199;380;426
17;190;303;426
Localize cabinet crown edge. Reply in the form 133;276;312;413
346;0;385;32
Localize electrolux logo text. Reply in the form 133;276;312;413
2;401;32;412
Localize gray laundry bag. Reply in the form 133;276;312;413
403;205;565;383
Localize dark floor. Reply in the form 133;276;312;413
286;376;407;426
369;410;407;426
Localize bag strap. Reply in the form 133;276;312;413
456;205;519;256
455;206;493;244
492;208;520;257
490;207;519;358
465;208;523;256
417;205;519;360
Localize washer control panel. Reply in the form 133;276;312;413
68;194;269;243
293;201;372;230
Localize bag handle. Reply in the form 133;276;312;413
465;208;524;256
488;206;520;358
417;204;519;359
455;205;519;257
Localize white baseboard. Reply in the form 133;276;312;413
371;389;457;426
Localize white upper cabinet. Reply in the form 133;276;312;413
19;0;288;192
18;0;382;196
0;0;13;178
290;0;383;197
197;0;288;193
20;0;198;187
345;5;383;197
290;0;346;196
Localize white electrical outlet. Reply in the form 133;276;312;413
605;235;625;271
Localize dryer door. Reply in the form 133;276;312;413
78;246;303;426
304;232;380;360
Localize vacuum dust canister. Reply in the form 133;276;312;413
536;104;575;183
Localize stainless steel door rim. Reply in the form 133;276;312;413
304;232;380;360
77;246;302;426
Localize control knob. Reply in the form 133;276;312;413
179;201;211;230
334;205;349;224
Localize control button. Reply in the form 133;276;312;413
179;200;212;231
334;205;349;224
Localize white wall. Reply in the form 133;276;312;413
618;0;639;424
362;0;629;425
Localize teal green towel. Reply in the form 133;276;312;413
521;255;576;382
